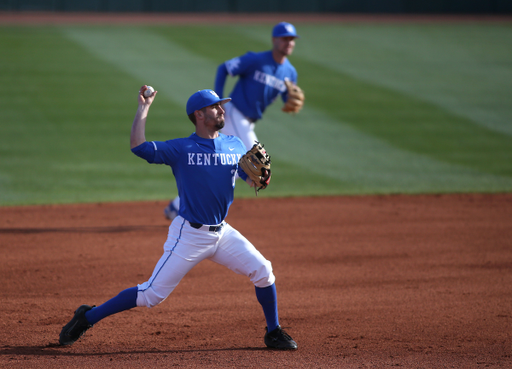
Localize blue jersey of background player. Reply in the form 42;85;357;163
164;22;301;221
216;40;298;122
58;86;298;350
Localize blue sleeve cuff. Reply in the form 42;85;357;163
131;141;156;163
237;166;248;182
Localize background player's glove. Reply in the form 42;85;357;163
282;79;305;114
239;141;272;195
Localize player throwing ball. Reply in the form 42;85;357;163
164;21;304;220
58;85;297;350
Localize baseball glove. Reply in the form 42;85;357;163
282;79;305;114
238;141;272;195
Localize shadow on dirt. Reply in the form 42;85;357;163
0;344;268;357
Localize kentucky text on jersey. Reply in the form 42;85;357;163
216;50;297;121
253;71;287;92
188;153;242;165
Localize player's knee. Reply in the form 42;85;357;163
136;286;169;308
251;260;276;288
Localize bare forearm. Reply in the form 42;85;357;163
130;104;149;149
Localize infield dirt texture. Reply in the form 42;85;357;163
1;12;512;369
1;195;512;368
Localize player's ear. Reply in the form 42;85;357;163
193;110;201;122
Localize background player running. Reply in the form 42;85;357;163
165;21;302;220
59;85;297;350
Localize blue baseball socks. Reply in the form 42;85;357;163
255;283;279;332
84;286;138;325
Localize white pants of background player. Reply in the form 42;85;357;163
166;104;259;217
136;216;275;308
222;102;259;150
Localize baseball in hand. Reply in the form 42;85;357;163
143;86;155;98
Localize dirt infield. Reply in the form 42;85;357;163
1;194;511;368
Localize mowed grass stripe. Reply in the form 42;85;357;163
63;26;218;108
0;27;180;204
297;60;512;177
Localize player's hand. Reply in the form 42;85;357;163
138;85;157;105
246;177;255;188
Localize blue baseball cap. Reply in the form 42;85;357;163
272;22;299;38
186;89;231;115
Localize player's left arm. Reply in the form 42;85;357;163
238;142;272;195
281;70;298;102
245;177;255;188
238;166;257;189
237;157;256;188
233;138;251;185
281;74;304;114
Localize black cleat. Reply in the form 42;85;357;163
264;325;298;350
59;304;94;346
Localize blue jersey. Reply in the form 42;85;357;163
132;133;248;225
215;50;298;121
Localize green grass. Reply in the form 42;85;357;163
1;22;511;205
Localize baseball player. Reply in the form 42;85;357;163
164;21;304;220
59;86;297;350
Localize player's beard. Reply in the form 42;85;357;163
215;118;225;130
205;111;225;131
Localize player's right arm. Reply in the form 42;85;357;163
130;85;157;149
214;63;229;98
214;52;255;98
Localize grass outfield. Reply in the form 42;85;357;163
1;22;512;205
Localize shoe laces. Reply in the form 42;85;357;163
278;328;292;340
